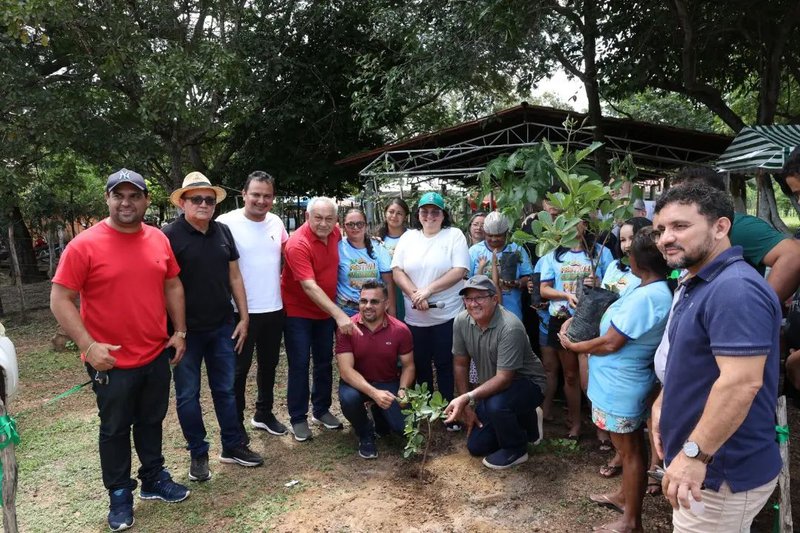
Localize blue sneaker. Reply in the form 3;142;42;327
358;438;378;459
482;449;529;470
108;488;134;531
140;469;190;503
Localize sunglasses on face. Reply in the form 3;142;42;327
359;298;384;305
419;208;442;218
184;195;217;206
345;221;366;229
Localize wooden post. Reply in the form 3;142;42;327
776;395;792;533
0;396;17;533
5;227;25;319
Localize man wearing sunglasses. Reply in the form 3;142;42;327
163;172;263;484
444;275;547;470
335;280;415;459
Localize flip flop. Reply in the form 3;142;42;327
598;439;613;452
589;494;624;514
646;481;662;496
599;463;623;478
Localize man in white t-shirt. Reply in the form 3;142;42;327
217;171;289;439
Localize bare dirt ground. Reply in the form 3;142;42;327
1;280;798;532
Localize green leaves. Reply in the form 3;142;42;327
401;383;447;460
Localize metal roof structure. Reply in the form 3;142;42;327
715;124;800;173
336;103;733;183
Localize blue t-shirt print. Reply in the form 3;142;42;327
337;239;392;304
539;246;613;317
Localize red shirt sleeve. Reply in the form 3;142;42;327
335;328;354;354
52;242;89;291
284;239;316;282
398;323;413;354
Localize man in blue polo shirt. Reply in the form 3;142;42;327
651;182;781;532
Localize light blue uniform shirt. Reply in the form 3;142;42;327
601;259;641;297
469;242;533;320
539;246;614;317
337;238;392;307
587;281;672;417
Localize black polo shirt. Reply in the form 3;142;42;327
163;215;239;331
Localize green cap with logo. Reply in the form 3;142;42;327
417;191;445;210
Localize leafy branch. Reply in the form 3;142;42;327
402;383;448;478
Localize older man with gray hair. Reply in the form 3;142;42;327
281;197;361;441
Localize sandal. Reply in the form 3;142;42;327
599;463;622;478
589;494;624;514
646;481;662;496
598;439;613;452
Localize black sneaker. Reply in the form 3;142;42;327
140;470;190;503
251;413;288;436
108;488;134;531
482;449;529;470
358;438;378;459
189;453;210;482
219;444;264;467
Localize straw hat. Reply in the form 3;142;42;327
169;172;227;208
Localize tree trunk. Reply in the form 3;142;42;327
581;0;609;181
756;171;790;234
5;227;25;319
728;174;747;213
8;206;39;283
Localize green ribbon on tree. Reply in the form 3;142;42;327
773;503;780;533
0;414;20;492
775;424;789;444
667;270;681;280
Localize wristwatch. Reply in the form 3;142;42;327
466;392;476;408
173;331;187;339
682;441;713;464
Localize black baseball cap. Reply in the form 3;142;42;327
106;168;147;193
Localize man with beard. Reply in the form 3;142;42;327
651;183;781;532
51;169;190;531
335;280;415;459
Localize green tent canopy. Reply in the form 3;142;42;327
715;124;800;173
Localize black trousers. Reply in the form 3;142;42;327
89;351;170;492
234;310;285;422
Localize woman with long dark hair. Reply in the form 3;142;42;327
378;198;410;321
559;228;672;533
337;208;395;317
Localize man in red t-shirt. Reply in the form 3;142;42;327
281;196;361;441
50;169;190;531
335;281;414;459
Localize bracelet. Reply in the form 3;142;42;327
85;341;98;358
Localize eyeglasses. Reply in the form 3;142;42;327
359;298;384;306
345;221;366;229
462;295;492;304
419;208;443;218
184;196;217;206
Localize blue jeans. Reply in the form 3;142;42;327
338;381;405;440
408;319;455;400
89;351;170;491
467;378;544;457
173;322;243;457
284;316;335;424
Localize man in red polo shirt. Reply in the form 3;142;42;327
282;196;361;441
335;280;415;459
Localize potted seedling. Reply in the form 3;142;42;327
401;383;448;480
479;118;639;341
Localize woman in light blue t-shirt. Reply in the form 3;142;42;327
377;198;410;321
337;208;395;317
559;228;671;533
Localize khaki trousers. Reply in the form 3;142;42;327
672;475;778;532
